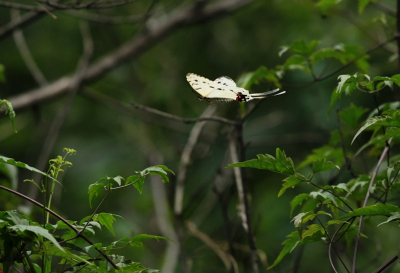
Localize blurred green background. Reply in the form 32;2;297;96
1;0;399;272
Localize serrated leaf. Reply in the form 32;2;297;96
278;176;303;197
298;146;344;170
302;224;324;239
290;193;309;218
312;158;339;174
268;230;323;269
228;148;295;175
289;39;319;56
309;191;338;206
337;203;400;219
96;213;121;237
236;66;281;90
352;114;400;144
390;74;400;87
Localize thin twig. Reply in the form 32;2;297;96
186;221;239;273
373;254;398;273
173;105;217;272
336;108;356;178
63;10;143;24
352;137;393;273
229;133;259;273
11;9;48;86
0;11;45;42
329;217;355;272
148;152;179;273
130;101;237;125
316;216;350;273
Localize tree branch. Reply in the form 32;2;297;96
4;0;252;112
352;137;393;273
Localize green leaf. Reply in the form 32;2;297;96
337;203;400;219
9;225;64;252
339;103;369;129
132;176;145;194
377;212;400;227
290;193;309;218
354;127;400;157
309;191;337;206
278;176;303;197
131;234;174;248
268;231;299;269
88;182;106;207
337;74;353;94
302;224;324;239
287;39;319;56
352;114;400;144
311;45;347;65
96;213;121;236
316;0;343;13
298;146;344;169
390;74;400;87
268;230;323;269
367;102;400;119
0;156;59;183
236;66;281;89
312;158;339;174
281;55;310;74
228;148;295;175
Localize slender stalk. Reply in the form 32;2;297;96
352;138;393;272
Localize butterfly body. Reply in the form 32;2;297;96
186;73;284;104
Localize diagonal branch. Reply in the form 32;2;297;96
4;0;252;112
352;137;393;273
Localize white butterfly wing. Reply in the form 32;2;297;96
186;73;238;103
214;76;237;87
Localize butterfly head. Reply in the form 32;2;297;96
236;92;247;102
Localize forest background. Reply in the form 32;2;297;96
1;0;400;272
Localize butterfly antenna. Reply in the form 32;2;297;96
251;89;286;98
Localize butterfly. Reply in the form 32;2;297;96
186;73;285;104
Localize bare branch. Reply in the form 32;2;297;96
0;1;40;11
186;221;239;273
4;0;252;111
173;105;217;272
229;134;259;273
63;10;143;24
352;137;393;273
130;101;237;125
0;11;45;42
11;9;48;86
37;0;138;10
